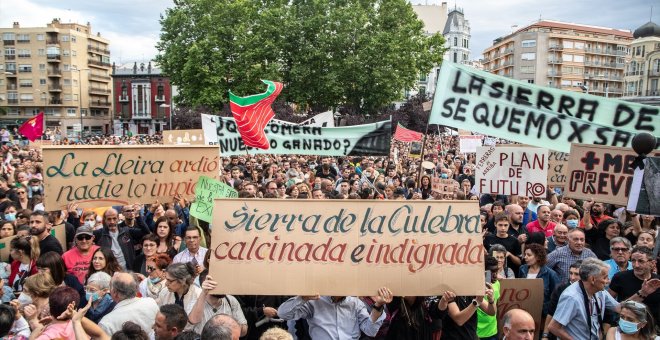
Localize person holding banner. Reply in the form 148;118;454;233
277;287;393;339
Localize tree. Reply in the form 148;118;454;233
156;0;445;114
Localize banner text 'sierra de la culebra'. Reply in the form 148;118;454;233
209;199;483;296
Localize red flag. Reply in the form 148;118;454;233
18;112;44;142
229;80;283;149
393;123;422;142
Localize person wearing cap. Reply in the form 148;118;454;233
62;225;99;284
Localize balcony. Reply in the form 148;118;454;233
548;44;563;51
90;100;111;107
132;113;152;120
3;40;14;45
649;70;660;77
89;73;111;81
547;71;562;77
87;45;111;55
89;87;111;95
49;85;62;92
47;54;61;62
88;59;111;68
4;55;15;60
548;58;563;64
6;84;17;91
625;71;644;76
16;39;30;44
4;70;17;76
47;69;62;77
18;68;32;73
46;39;59;45
19;83;32;88
503;47;514;55
119;95;129;102
155;95;166;102
50;99;62;105
646;90;660;96
7;99;18;104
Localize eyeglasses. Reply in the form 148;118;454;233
17;192;25;195
146;266;156;272
76;234;93;241
611;247;629;252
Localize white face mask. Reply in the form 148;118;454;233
85;220;96;228
17;292;32;306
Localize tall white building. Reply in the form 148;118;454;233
443;7;471;64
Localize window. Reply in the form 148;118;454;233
46;46;60;56
562;54;574;62
72;50;76;56
521;40;536;48
5;63;16;72
39;64;45;70
63;95;72;101
419;74;427;82
71;36;76;43
18;64;32;72
419;86;426;94
67;108;77;116
16;34;29;42
562;41;574;48
520;66;535;73
575;42;584;49
39;79;46;85
61;35;69;42
521;52;536;60
17;49;30;58
2;33;15;41
574;55;584;62
527;79;534;84
63;79;71;85
19;79;32;87
19;93;34;102
63;50;70;57
572;80;583;86
37;34;44;41
38;49;45;56
454;37;457;46
63;64;70;71
453;52;457;62
561;80;571;86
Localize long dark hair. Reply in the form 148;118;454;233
154;216;174;248
86;248;122;282
36;251;66;285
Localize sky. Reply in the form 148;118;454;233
0;0;656;65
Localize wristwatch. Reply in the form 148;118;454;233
372;304;384;312
471;299;478;307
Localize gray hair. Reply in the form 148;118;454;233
579;257;608;281
488;244;507;255
609;237;632;249
166;263;196;287
87;272;111;290
110;273;138;301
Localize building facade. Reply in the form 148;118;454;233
112;62;171;136
443;7;471;65
482;20;633;97
622;21;660;106
0;19;112;137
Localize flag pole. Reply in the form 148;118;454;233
416;102;432;187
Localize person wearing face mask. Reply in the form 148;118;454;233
139;253;171;299
26;178;42;199
605;300;656;340
62;226;99;285
84;271;116;323
562;210;581;230
3;204;18;225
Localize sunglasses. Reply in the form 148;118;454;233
17;192;26;194
146;265;156;272
76;234;92;241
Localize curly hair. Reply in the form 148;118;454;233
525;243;548;266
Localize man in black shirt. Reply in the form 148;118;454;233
30;210;63;255
608;246;660;331
484;213;522;276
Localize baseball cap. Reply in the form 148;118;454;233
75;225;94;237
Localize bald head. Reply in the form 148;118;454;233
110;272;138;302
502;309;535;340
506;204;524;225
103;208;119;231
165;209;178;226
201;314;240;340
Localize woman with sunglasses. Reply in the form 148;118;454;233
62;226;99;285
8;235;39;292
12;188;31;211
139;253;171;299
605;300;656;340
85;248;122;284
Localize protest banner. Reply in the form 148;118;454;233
475;146;548;197
627;157;660;216
547;151;570;187
43;145;220;209
202;114;391;156
209;199;483;296
272;111;336;128
496;279;544;337
190;176;239;222
459;135;483;153
429;63;659;152
163;130;205;145
29;140;53;149
0;224;66;261
409;141;422;158
431;178;459;195
565;144;660;206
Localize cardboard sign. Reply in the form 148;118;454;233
190;176;239;222
459;135;483;153
432;178;459;195
43;145;220;209
627;157;660;216
565;144;660;205
547;151;570;187
209;199;483;296
163;130;206;145
29;140;53;149
475;146;549;197
0;224;67;261
496;279;544;337
429;63;659;152
409;141;422;158
202;114;391;156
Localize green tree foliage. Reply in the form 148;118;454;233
156;0;445;114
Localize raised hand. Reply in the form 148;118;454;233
371;287;393;306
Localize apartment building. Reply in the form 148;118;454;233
0;19;112;137
482;20;633;97
622;21;660;106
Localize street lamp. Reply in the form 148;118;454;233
160;104;171;130
72;68;90;140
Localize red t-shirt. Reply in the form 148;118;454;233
526;220;557;237
62;245;99;285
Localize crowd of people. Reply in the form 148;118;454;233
0;131;657;340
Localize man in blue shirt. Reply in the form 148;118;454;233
278;287;392;339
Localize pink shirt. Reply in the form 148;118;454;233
526;220;556;237
62;245;99;284
35;320;87;340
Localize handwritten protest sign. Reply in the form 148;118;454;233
202;114;391;156
190;176;238;222
163;130;205;145
459;135;483;153
431;178;459;195
43;145;220;209
429;63;659;152
409;141;423;159
547;151;570;187
475;146;548;197
565;144;660;205
209;199;483;296
496;279;544;337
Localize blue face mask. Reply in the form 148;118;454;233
150;277;162;285
566;219;579;229
618;319;639;334
441;173;448;179
4;213;15;222
86;292;100;302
